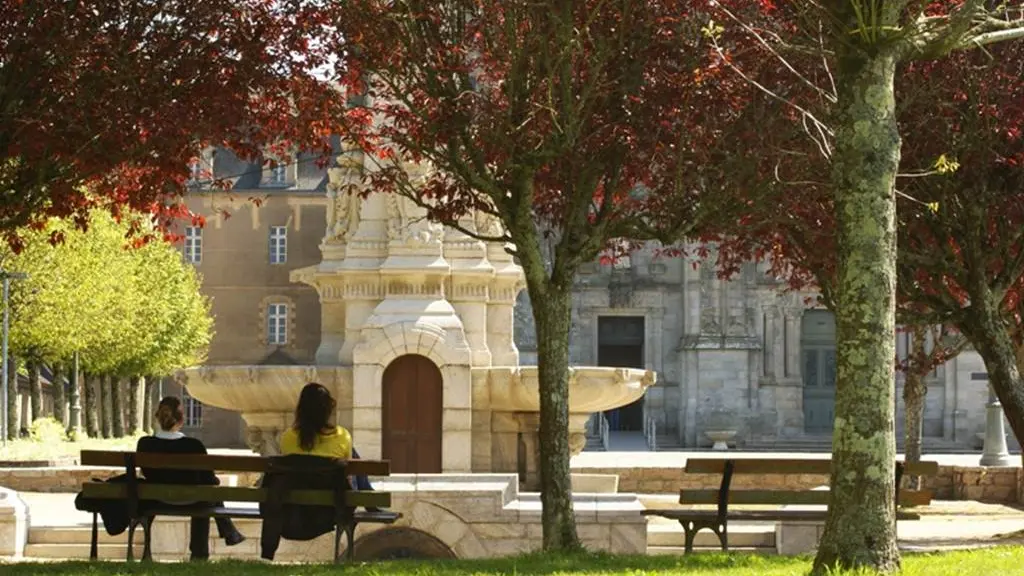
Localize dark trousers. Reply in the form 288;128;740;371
350;447;374;492
185;507;241;559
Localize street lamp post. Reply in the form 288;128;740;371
1;270;28;446
980;384;1014;467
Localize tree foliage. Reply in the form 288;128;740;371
2;209;212;435
0;0;349;245
335;0;755;549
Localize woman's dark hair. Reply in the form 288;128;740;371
295;382;336;452
155;396;185;432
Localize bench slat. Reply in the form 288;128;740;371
679;488;932;507
80;482;392;509
642;508;922;521
79;450;391;476
683;458;938;477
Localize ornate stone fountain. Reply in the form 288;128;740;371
179;153;654;486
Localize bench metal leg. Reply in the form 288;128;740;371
127;519;139;562
90;512;99;561
332;526;343;565
345;522;356;561
679;520;725;553
142;516;154;562
681;521;698;553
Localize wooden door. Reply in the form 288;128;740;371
382;354;443;473
801;311;837;434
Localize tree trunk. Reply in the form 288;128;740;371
84;372;99;438
128;376;144;435
110;376;125;437
99;374;112;438
4;355;17;440
902;369;927;490
812;51;901;575
528;281;581;551
51;363;66;428
143;376;154;433
962;305;1024;465
68;356;82;435
28;360;42;423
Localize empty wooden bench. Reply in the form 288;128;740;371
75;450;401;562
642;457;938;552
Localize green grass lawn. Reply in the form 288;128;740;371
0;436;140;462
3;549;1024;576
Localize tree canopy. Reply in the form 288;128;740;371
4;209;212;377
335;0;756;549
0;0;349;246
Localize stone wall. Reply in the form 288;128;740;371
570;463;1021;504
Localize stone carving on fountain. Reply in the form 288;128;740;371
180;154;656;480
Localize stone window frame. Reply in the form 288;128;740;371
259;295;297;347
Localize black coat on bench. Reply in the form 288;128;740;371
74;474;134;536
258;454;351;560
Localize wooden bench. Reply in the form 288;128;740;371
641;458;938;553
75;450;401;563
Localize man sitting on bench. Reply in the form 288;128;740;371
136;397;247;561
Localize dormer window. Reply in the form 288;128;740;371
271;162;287;184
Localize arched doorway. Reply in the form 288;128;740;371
382;354;443;473
351;527;457;560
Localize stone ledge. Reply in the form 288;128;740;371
0;486;29;557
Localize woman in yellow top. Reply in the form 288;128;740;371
279;382;379;505
279;382;352;458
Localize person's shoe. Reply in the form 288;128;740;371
225;532;247;546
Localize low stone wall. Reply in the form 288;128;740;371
571;463;1020;503
951;466;1022;503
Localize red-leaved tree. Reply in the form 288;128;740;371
0;0;351;246
335;0;757;549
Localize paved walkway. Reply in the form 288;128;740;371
15;491;1024;551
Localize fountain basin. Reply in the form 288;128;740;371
177;363;654;479
179;364;653;417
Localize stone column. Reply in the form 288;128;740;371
783;307;803;380
315;299;346;365
450;283;492;367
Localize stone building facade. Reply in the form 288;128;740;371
513;243;1006;451
177;163;1003;451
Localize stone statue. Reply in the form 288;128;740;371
386;193;443;247
325;155;363;243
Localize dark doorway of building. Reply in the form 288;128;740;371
598;316;645;432
382;354;443;473
802;310;837;434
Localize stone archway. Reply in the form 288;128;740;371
382;354;443;473
351;527;457;560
